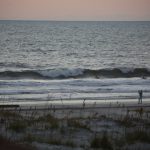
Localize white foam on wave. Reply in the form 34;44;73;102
0;78;149;92
0;78;150;96
37;68;84;78
119;68;134;73
1;77;150;88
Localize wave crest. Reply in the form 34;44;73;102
0;68;150;79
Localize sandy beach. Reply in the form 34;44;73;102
0;97;150;150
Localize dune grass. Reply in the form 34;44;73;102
0;136;35;150
0;105;150;150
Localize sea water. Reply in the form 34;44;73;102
0;21;150;104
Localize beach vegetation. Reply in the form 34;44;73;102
22;133;37;143
114;137;126;149
60;125;66;134
67;119;90;130
47;138;62;145
7;120;27;132
0;135;36;150
0;110;21;119
91;132;113;150
115;115;135;127
125;129;150;144
63;140;75;148
38;113;59;129
135;107;144;118
0;105;150;150
47;138;75;147
90;135;101;148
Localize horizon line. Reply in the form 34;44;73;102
0;19;150;22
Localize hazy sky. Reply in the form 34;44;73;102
0;0;150;21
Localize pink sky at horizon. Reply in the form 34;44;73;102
0;0;150;21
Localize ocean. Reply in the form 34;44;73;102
0;21;150;105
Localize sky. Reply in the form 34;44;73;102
0;0;150;21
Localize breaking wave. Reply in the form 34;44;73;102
0;68;150;79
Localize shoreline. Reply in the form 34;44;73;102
0;98;150;111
